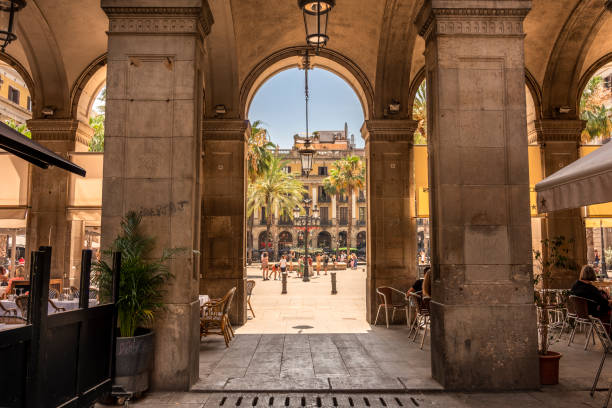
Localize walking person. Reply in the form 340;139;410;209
316;254;321;276
271;262;278;280
280;255;287;277
261;252;269;280
323;253;329;275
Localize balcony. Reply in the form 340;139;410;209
358;195;366;202
357;220;366;227
320;219;333;226
318;195;331;203
338;196;349;203
278;218;293;226
339;219;349;226
259;218;267;225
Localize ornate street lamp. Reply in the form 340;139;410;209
293;199;320;282
0;0;25;52
298;0;335;50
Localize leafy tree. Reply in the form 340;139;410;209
5;119;31;138
247;156;305;260
323;156;365;255
246;120;275;261
580;76;612;142
88;88;106;152
413;80;427;145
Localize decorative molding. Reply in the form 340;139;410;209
416;4;530;40
361;120;418;143
529;119;586;145
27;119;94;147
103;5;213;36
202;119;250;142
70;53;107;120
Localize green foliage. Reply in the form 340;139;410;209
88;114;105;152
413;81;427;145
247;120;275;182
91;212;183;337
580;76;612;142
5;119;31;138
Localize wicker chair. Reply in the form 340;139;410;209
70;286;80;298
0;301;17;316
374;286;409;328
407;292;431;349
49;288;59;299
200;287;237;347
246;280;256;318
0;315;27;324
89;287;99;301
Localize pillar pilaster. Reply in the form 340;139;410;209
201;119;249;325
101;0;212;391
530;119;587;287
362;119;417;323
26;119;93;286
416;0;538;390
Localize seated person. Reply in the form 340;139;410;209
408;266;431;294
0;266;8;285
570;265;612;320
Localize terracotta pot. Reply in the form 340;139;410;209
539;351;562;385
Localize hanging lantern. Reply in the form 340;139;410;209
299;142;315;175
0;0;25;52
298;0;335;49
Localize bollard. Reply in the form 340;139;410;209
331;271;337;295
281;272;287;294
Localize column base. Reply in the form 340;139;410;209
430;302;539;390
150;300;200;391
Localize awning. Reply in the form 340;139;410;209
535;141;612;213
0;121;86;176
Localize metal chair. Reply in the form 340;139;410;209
568;295;597;350
246;280;256;318
374;286;409;328
407;292;431;349
589;316;612;407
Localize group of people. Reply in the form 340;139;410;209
260;251;355;280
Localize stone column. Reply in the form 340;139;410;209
201;119;249;325
361;120;417;323
26;119;92;285
416;0;538;390
530;119;587;287
101;1;212;390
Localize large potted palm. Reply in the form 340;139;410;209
93;212;180;396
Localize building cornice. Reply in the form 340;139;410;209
529;119;586;145
361;120;418;143
27;119;94;147
202;119;250;142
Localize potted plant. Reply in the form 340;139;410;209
533;236;577;385
92;211;181;397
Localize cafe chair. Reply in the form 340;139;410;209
568;295;597;350
0;301;17;316
589;317;612;407
0;315;27;324
246;280;256;318
408;292;431;349
200;287;236;347
48;299;66;313
374;286;409;329
49;288;59;299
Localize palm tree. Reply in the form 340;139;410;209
580;76;612;142
246;120;275;262
413;80;427;145
324;156;365;256
248;156;305;261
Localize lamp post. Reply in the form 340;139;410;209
294;199;320;282
0;0;26;51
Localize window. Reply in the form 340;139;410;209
283;166;292;174
339;207;348;225
358;190;365;201
318;186;330;202
359;207;366;222
318;166;328;176
320;206;329;223
605;74;612;90
260;207;267;223
26;96;31;111
8;86;20;105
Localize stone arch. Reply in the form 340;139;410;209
338;231;347;248
541;0;609;118
0;52;35;107
317;231;331;249
240;46;375;120
576;52;612;110
278;231;293;253
406;66;426;120
356;231;366;249
70;54;107;123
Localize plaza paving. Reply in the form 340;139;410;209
99;266;612;406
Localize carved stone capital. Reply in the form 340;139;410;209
202;119;250;142
361;120;418;143
416;0;531;41
27;119;94;147
102;1;213;36
529;119;586;145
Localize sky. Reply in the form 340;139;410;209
248;68;365;148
